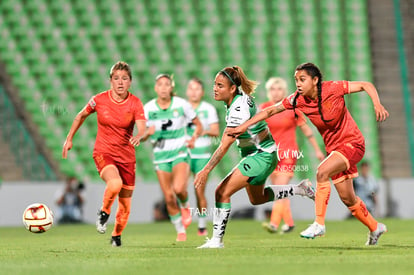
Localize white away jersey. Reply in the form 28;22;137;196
226;92;276;157
144;96;196;164
187;101;219;159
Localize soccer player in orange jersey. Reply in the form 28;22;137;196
62;61;146;247
260;77;324;234
227;63;389;245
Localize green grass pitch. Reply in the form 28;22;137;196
1;218;413;275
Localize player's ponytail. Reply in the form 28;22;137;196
295;63;332;123
291;92;301;119
219;66;258;96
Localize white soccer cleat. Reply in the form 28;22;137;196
197;238;224;249
296;179;315;200
96;210;109;234
366;223;387;245
300;222;326;239
281;224;295;234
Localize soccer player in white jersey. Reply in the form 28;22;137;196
195;66;315;248
186;78;220;236
143;74;202;242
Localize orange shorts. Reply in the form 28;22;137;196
274;158;297;176
329;142;365;184
93;154;136;190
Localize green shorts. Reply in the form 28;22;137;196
237;150;278;185
155;156;189;173
190;158;209;174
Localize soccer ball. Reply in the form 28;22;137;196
22;203;54;233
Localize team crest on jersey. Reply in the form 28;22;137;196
173;109;179;117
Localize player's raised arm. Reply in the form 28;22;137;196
227;101;286;138
348;81;389;122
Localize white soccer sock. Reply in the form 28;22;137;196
269;185;295;200
212;203;231;242
198;214;207;229
170;213;185;234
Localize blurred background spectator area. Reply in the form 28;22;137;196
0;0;412;182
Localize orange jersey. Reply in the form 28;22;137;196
282;81;364;153
85;90;146;163
260;101;306;153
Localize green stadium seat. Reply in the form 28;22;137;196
0;0;379;181
0;0;19;11
195;1;221;28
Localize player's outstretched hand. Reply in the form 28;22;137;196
316;150;325;162
129;135;141;147
62;140;73;159
374;104;389;122
194;170;209;190
186;137;195;149
225;125;246;138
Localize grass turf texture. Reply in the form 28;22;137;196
1;219;413;275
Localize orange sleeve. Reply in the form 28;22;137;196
85;96;97;114
282;92;299;110
343;80;351;94
332;81;350;95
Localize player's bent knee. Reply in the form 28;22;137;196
316;169;330;182
106;179;123;193
174;188;187;198
164;193;176;204
248;196;265;206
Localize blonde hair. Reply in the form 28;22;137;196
219;66;259;96
155;73;176;96
265;77;288;101
110;61;132;80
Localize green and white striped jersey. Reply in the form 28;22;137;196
187;101;219;159
226;92;276;157
144;96;196;164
